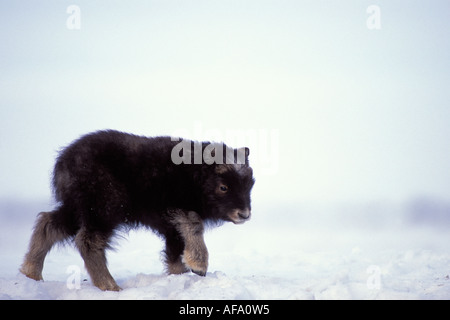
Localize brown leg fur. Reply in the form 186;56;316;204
20;211;68;281
166;256;189;275
168;210;208;276
74;229;121;291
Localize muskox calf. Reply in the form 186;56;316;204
20;130;255;291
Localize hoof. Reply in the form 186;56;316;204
166;257;190;275
20;261;43;281
97;283;122;292
191;269;207;277
93;277;122;291
182;248;208;277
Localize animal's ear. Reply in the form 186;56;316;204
235;147;250;166
245;147;250;166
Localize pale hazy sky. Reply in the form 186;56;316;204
1;1;449;204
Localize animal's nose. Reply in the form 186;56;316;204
238;209;251;220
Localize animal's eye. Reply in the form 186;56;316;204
219;185;228;193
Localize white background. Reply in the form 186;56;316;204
1;1;449;299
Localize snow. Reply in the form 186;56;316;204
1;199;450;300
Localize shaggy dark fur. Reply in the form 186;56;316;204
20;130;255;291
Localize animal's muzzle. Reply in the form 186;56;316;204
229;208;251;224
238;209;251;220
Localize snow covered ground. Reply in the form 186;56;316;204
1;199;450;300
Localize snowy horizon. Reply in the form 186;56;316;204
1;198;450;299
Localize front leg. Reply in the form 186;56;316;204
167;209;208;276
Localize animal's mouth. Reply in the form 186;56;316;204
228;208;251;224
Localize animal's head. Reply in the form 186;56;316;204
202;145;255;224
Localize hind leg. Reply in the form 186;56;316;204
74;228;120;291
20;211;71;281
